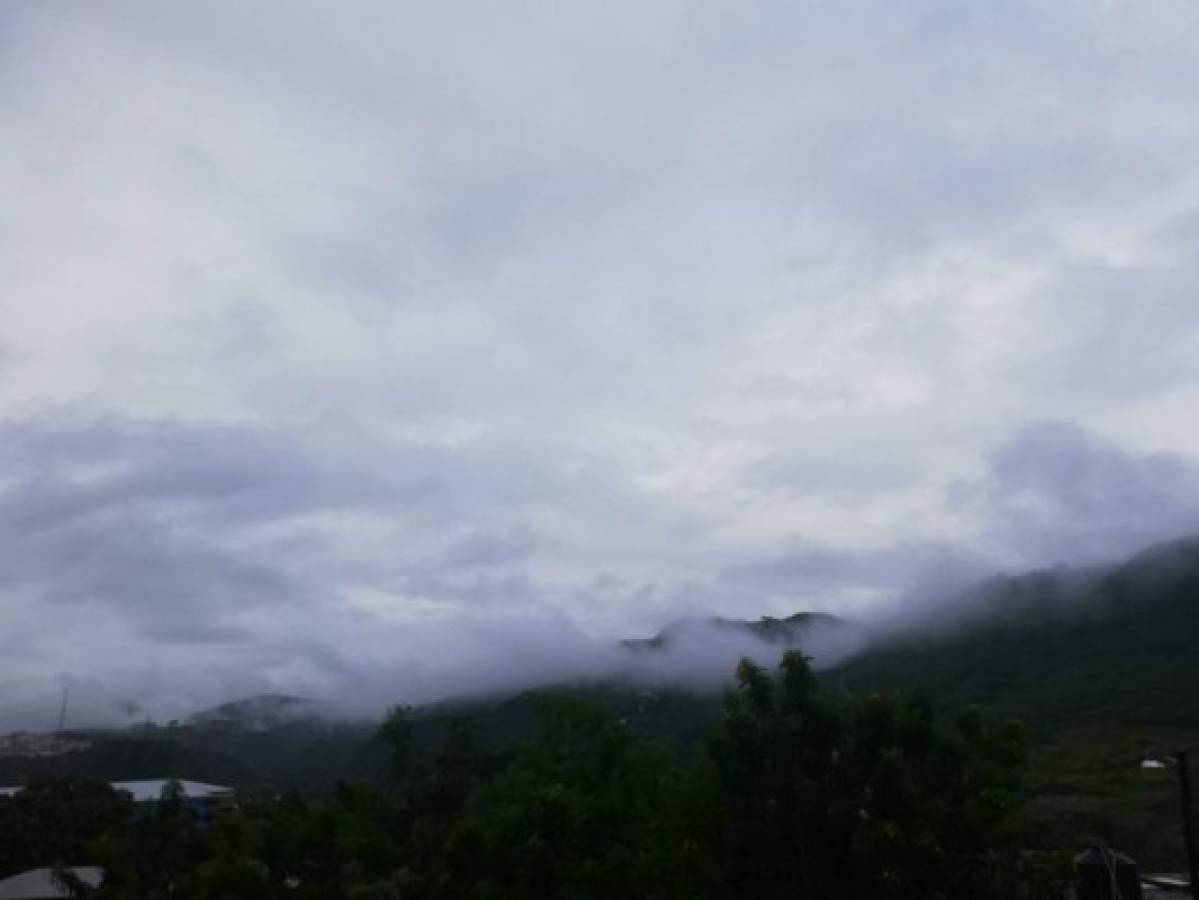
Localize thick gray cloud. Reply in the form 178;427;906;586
5;1;1199;724
954;421;1199;566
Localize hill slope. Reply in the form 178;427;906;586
823;537;1199;868
828;536;1199;731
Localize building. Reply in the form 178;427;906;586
108;779;232;804
0;867;102;900
0;778;231;803
0;778;234;824
113;779;235;824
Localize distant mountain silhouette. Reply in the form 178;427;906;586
619;611;845;653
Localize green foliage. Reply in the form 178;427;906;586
0;778;131;877
828;539;1199;867
90;779;210;897
462;693;700;899
379;706;417;781
831;540;1199;731
2;654;1057;898
704;651;1029;899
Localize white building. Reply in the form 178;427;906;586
0;778;232;804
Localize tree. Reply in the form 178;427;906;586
459;693;699;900
704;650;1028;900
0;779;131;876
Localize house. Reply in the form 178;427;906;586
108;779;232;805
0;778;234;824
111;779;235;823
0;867;102;900
0;778;231;804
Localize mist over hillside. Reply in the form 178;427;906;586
3;530;1197;850
0;603;868;731
5;533;1197;736
832;535;1199;729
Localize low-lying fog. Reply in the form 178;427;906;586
4;528;1198;732
2;611;872;731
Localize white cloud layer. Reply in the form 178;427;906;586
5;1;1199;724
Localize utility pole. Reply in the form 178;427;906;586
1178;751;1199;900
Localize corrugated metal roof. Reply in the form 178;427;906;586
110;779;232;802
0;867;102;899
0;779;231;802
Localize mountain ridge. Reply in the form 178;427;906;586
619;610;844;653
4;535;1198;803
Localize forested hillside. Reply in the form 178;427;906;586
1;653;1059;898
826;536;1199;867
830;537;1199;730
4;537;1198;871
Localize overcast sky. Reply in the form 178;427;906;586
5;1;1199;724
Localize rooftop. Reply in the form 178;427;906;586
111;779;232;802
0;867;102;900
0;779;231;802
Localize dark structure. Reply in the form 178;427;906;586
1177;751;1198;900
1075;846;1144;900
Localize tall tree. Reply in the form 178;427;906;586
705;650;1027;900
